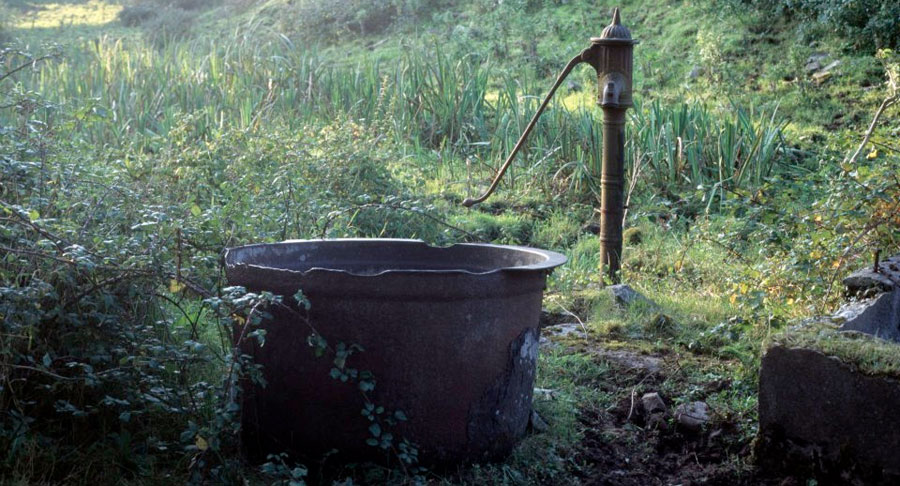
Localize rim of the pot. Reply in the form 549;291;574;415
223;238;567;278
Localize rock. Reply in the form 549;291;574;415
806;52;828;65
804;60;822;73
821;59;841;72
812;70;831;83
843;253;900;296
529;409;550;433
837;290;900;343
608;284;657;309
811;59;841;84
641;392;666;415
675;401;709;431
758;345;900;482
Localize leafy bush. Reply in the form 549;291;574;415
0;47;286;484
721;0;900;50
805;0;900;50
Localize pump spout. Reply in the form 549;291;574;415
601;79;622;107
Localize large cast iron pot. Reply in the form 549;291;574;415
224;239;565;464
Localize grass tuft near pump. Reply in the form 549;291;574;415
463;7;636;282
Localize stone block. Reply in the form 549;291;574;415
837;290;900;342
758;345;900;484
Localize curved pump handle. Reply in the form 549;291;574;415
462;51;589;207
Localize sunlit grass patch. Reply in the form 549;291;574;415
14;0;122;29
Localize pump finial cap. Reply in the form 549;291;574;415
599;6;631;40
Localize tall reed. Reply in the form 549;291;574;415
4;27;786;201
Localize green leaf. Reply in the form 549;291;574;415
190;204;202;217
28;209;40;221
368;423;381;438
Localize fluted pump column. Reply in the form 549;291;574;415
583;7;636;283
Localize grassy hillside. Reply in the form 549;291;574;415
0;0;898;484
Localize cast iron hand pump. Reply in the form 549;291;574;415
463;7;636;282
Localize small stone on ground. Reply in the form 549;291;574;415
675;401;710;431
608;284;657;309
641;392;666;415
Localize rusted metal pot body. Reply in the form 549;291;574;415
224;239;565;464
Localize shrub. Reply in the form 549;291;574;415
0;50;264;483
720;0;900;51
